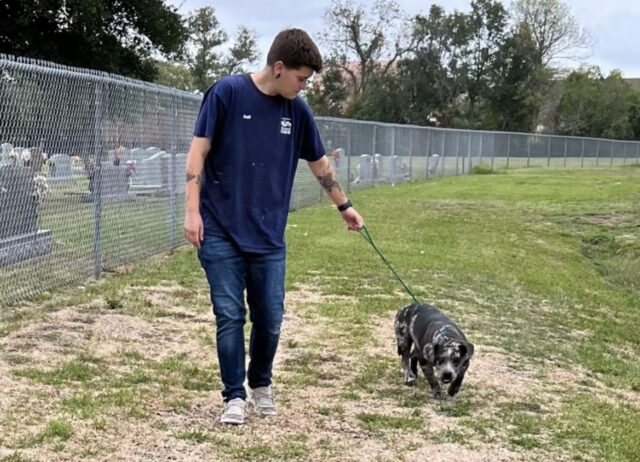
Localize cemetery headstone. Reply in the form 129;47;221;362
373;153;384;180
29;147;45;172
130;151;166;193
0;143;13;166
48;154;74;184
92;164;131;202
127;148;149;164
0;165;52;267
357;154;372;183
388;155;405;184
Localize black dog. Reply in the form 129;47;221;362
394;303;474;399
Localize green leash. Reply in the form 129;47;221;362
360;225;421;305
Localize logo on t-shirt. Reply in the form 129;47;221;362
280;117;292;135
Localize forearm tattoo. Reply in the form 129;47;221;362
317;171;343;194
186;172;201;184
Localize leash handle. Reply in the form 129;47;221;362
360;225;421;305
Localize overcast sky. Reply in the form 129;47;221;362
168;0;640;78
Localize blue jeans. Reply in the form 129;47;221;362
198;234;286;402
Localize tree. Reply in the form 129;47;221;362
0;0;187;81
554;67;601;136
511;0;592;68
218;27;260;78
186;6;228;92
484;24;551;131
455;0;509;128
555;67;637;139
306;66;349;117
154;61;197;92
398;5;466;126
320;0;413;99
346;72;408;123
184;7;259;92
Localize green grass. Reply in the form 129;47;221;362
14;355;105;385
357;412;423;432
287;168;640;385
556;395;640;461
1;167;638;461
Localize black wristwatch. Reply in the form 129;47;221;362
337;199;353;212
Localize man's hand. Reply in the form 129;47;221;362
184;211;204;248
341;207;364;231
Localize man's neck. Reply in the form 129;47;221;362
251;68;279;96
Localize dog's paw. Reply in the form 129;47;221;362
403;371;417;385
431;389;445;400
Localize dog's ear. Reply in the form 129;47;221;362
423;343;437;362
460;342;474;359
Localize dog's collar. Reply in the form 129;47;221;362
434;325;455;344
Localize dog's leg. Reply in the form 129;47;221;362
410;355;418;382
420;363;443;399
448;368;468;397
401;351;416;385
395;310;416;385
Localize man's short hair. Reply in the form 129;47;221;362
267;28;323;73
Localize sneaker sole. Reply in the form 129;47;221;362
220;415;245;425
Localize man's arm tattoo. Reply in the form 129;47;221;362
186;172;202;184
317;172;343;194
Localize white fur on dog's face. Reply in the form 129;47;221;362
434;343;466;384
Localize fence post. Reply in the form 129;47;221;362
563;138;568;168
455;133;460;175
490;133;495;170
441;133;446;176
637;143;640;165
610;141;614;167
170;92;178;251
466;133;471;174
346;127;352;194
371;125;376;187
526;135;531;167
408;129;413;181
623;143;627;166
426;129;432;179
596;140;600;166
581;139;585;168
546;137;551;167
506;133;511;169
92;82;105;280
391;126;396;184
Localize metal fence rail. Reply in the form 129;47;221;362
1;54;639;308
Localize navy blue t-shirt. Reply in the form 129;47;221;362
194;74;325;253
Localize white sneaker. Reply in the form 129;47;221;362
220;398;246;424
248;385;277;416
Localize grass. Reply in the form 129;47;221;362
0;167;638;461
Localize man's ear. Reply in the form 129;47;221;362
423;343;436;362
272;61;285;78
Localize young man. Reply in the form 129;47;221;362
183;28;363;425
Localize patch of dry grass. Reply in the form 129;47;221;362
1;280;635;462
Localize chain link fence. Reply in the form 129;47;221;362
2;54;639;308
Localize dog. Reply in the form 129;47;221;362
394;303;474;399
